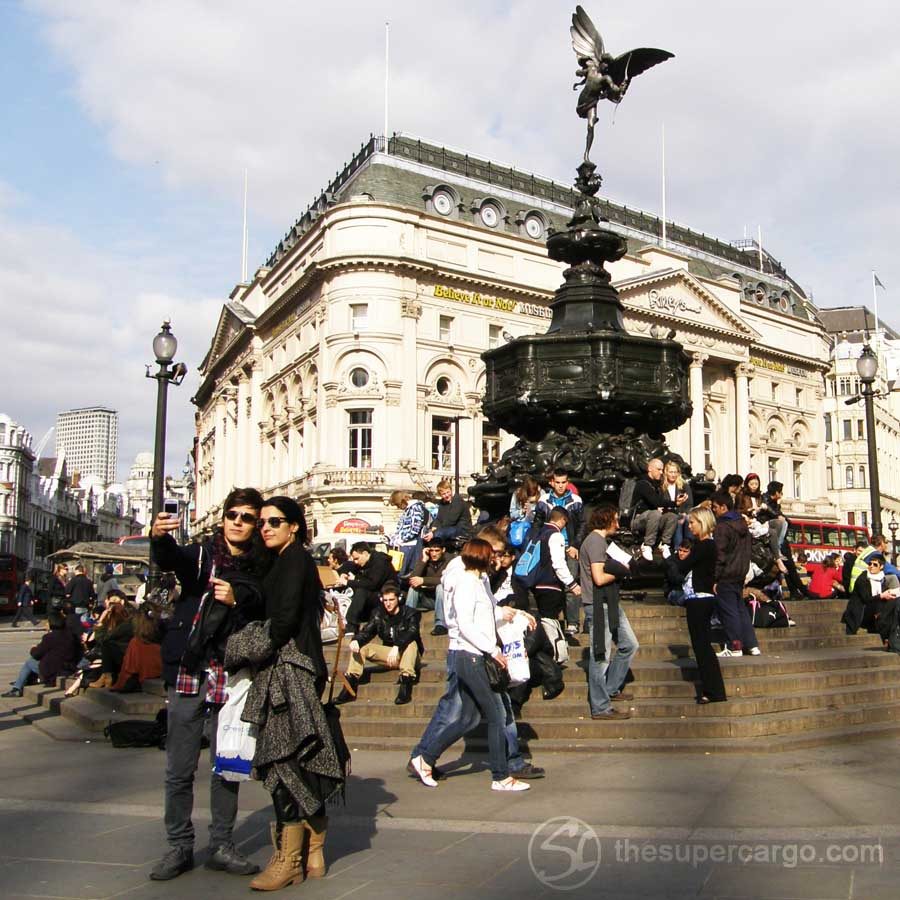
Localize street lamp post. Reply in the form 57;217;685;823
146;321;187;591
889;514;898;566
856;343;882;538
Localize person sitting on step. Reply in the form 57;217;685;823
3;610;81;697
336;583;422;706
406;538;455;636
632;457;684;562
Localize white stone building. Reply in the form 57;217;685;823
192;135;835;536
55;406;118;485
0;415;35;559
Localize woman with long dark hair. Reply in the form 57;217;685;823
228;496;345;891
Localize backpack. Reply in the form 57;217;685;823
618;478;638;527
514;532;547;588
508;519;531;548
745;595;789;628
104;708;168;749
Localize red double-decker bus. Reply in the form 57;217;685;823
786;520;870;564
0;554;26;614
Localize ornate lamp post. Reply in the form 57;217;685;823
856;343;882;537
146;321;187;591
888;514;898;565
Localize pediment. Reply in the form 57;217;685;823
616;268;759;342
201;302;255;375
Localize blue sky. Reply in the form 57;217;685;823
2;0;899;484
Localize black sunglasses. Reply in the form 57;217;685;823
258;516;289;529
224;510;258;525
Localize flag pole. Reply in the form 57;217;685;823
241;168;248;284
384;22;390;143
757;225;763;272
661;123;667;249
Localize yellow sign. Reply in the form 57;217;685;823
749;355;786;374
433;285;551;319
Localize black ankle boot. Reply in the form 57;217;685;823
335;674;359;704
395;674;414;705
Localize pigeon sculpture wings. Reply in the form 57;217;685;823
571;5;673;162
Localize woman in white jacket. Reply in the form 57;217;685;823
409;538;530;793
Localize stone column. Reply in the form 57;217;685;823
213;396;226;507
236;378;249;485
810;387;826;499
249;361;263;485
400;297;422;463
689;353;707;474
735;363;753;476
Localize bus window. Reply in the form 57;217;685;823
786;524;804;545
803;524;823;546
822;526;841;548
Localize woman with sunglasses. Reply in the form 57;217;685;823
148;488;270;883
842;552;900;635
232;496;345;891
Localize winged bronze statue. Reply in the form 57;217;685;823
571;5;673;162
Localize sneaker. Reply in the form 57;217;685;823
610;691;633;702
430;625;448;636
660;545;671;560
491;777;530;792
746;647;762;656
407;755;437;788
205;843;259;875
565;624;579;635
1;688;22;698
788;619;797;627
149;846;194;881
510;763;545;779
716;647;740;658
640;544;653;562
591;707;631;720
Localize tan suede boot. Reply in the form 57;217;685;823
303;815;328;878
249;822;305;891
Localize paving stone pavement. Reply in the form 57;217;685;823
2;623;900;899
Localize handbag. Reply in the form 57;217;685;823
541;617;570;664
483;653;511;693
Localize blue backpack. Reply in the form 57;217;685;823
514;533;546;588
508;519;531;548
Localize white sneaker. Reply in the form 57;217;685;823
660;545;671;560
491;777;530;792
747;647;762;656
640;545;653;562
716;647;740;658
408;755;437;788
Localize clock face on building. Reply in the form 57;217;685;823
432;190;454;216
524;214;544;239
479;203;500;228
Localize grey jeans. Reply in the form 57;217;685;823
164;677;239;850
632;509;678;548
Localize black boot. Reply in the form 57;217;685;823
395;674;414;705
335;674;359;705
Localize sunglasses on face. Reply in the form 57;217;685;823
258;516;288;529
224;510;258;525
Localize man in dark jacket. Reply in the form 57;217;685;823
11;576;37;627
405;539;454;636
148;487;267;883
3;611;80;696
336;583;422;705
710;491;759;657
632;458;682;562
65;565;96;608
343;542;397;632
422;478;472;544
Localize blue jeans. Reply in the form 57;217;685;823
412;651;523;776
13;657;40;691
588;606;639;715
398;542;421;580
406;585;445;629
715;581;758;652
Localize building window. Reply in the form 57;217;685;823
768;456;779;485
839;376;851;396
848;511;855;526
489;324;502;349
482;423;500;470
857;419;864;440
771;382;778;401
826;465;833;490
862;511;869;527
350;304;368;331
439;315;453;343
845;465;854;489
436;376;452;397
347;410;373;469
842;419;852;441
793;461;802;499
858;465;866;488
431;416;453;471
349;367;369;388
824;414;832;443
703;413;712;472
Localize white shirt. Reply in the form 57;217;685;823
443;557;506;655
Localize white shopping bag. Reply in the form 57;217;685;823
498;619;530;686
213;668;256;782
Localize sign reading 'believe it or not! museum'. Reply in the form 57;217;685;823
433;284;552;319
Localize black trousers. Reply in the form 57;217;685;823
533;588;564;621
346;587;379;628
685;598;727;701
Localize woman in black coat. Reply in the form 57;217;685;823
667;507;727;704
250;496;344;891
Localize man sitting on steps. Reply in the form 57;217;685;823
632;458;684;562
336;583;422;706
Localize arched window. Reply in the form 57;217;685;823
858;465;866;488
845;466;854;489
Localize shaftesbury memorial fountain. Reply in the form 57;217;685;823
471;6;693;517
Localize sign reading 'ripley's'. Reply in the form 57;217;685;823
433;285;552;319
